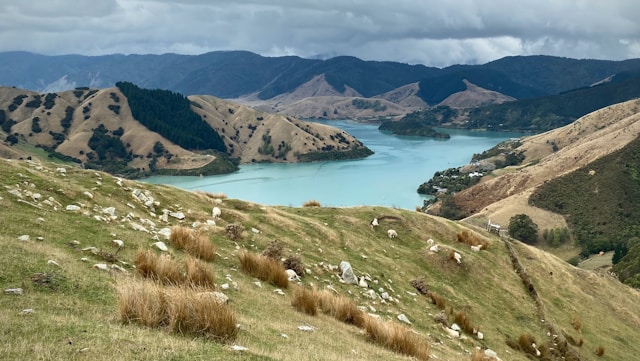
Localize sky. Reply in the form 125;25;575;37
1;0;639;68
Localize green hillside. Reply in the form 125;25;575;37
1;156;639;360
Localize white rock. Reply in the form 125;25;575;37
130;222;149;233
93;263;110;271
111;264;128;273
274;289;285;296
4;288;23;295
484;349;498;358
451;323;461;332
358;277;368;288
17;235;30;241
20;308;34;315
280;333;289;339
153;241;168;252
251;227;260;234
66;204;81;211
364;289;378;299
112;239;124;248
83;191;94;199
80;257;89;262
397;314;411;324
199;291;229;304
103;207;117;217
157;228;172;239
477;331;484;340
206;220;216;226
254;281;262;288
169;211;185;220
230;345;249;352
221;283;230;290
297;325;315;332
56;167;66;173
47;260;60;267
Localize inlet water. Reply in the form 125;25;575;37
143;120;522;209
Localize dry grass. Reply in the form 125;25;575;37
317;290;366;328
518;333;537;355
454;310;475;334
185;257;215;288
571;314;582;332
170;226;216;261
291;286;318;316
194;190;228;200
238;251;289;288
595;345;605;357
457;229;489;250
134;249;184;285
116;279;168;327
427;291;446;310
364;316;430;361
165;286;238;342
302;199;321;207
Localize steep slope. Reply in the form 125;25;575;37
0;86;372;176
439;80;515;108
1;156;639;360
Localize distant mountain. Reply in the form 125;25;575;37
2;51;640;115
0;84;372;178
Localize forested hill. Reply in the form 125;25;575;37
2;51;640;104
115;81;226;152
403;69;640;132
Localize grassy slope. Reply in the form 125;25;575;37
0;157;639;361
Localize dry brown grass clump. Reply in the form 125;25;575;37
427;291;446;310
291;286;318;316
595;345;605;357
134;249;184;285
185;257;215;288
117;279;168;327
316;290;366;328
165;287;238;342
454;310;475;334
194;190;227;200
457;229;489;250
364;316;430;361
170;226;216;261
302;199;321;207
262;240;284;260
518;333;538;355
571;314;582;332
238;251;289;288
410;278;429;295
471;349;497;361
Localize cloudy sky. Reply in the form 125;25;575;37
1;0;639;67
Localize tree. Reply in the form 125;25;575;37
508;214;539;244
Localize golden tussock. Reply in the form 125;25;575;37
364;316;430;361
238;251;289;288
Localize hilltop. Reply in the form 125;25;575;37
0;83;372;177
1;156;639;360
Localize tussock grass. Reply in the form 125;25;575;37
427;291;446;310
116;279;168;327
595;345;605;357
571;314;582;332
170;226;216;261
165;286;238;342
238;251;289;288
134;249;184;285
194;190;227;200
518;333;538;355
116;280;237;342
457;229;489;250
291;286;318;316
364;316;430;361
454;310;475;334
185;257;215;288
317;290;366;328
302;199;321;207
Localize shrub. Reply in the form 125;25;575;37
508;214;539;244
225;223;244;241
185;257;215;288
134;249;184;285
410;278;429;295
166;286;238;342
291;286;318;316
283;254;305;277
595;345;605;357
238;251;289;288
116;279;168;327
364;316;430;360
302;200;321;207
262;240;284;260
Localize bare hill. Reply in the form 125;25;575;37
439;79;515;108
453;98;640;230
0;86;371;176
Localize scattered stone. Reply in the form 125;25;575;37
47;260;60;267
477;331;484;340
103;207;117;217
80;257;89;262
169;211;185;220
381;292;390;300
280;333;289;339
451;323;461;332
20;308;34;315
358;276;368;288
230;345;249;352
112;239;124;248
364;290;377;299
397;314;411;324
65;204;81;211
484;349;498;358
297;325;315;332
206;220;216;226
339;261;358;284
153;241;168;252
4;288;23;295
83;191;94;199
130;222;149;233
17;235;30;241
111;264;128;273
56;167;66;174
274;289;285;296
254;281;262;288
157;228;171;239
251;227;260;234
93;264;109;272
221;283;230;290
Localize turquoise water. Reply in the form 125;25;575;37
143;120;522;210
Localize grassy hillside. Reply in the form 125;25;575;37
1;156;639;360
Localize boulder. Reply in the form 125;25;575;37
339;261;358;284
153;241;168;252
66;205;81;211
397;314;411;324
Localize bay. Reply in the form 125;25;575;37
143;120;522;210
